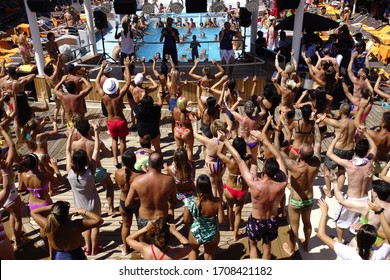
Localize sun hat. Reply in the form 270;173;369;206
103;78;119;95
134;73;144;85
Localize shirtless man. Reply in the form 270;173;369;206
0;66;35;96
221;130;288;259
95;60;130;169
327;130;377;243
73;119;116;215
53;74;92;126
348;51;371;98
318;103;356;197
333;179;390;245
276;124;321;254
129;72;158;104
354;99;390;175
125;152;177;229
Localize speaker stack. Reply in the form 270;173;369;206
113;0;137;15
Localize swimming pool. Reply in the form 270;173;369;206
136;14;227;62
97;12;251;63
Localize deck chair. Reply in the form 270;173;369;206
351;13;364;24
371;20;383;30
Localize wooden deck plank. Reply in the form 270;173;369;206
5;98;388;260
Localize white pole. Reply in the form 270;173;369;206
292;0;305;63
23;0;45;76
83;0;97;56
352;0;357;15
250;0;260;54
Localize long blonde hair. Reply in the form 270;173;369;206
43;201;70;237
177;96;188;121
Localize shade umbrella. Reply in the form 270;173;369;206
275;12;340;32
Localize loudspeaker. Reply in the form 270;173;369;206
240;7;252;28
114;0;137;15
94;10;108;30
26;0;53;13
278;0;300;10
186;0;207;13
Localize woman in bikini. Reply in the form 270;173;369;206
196;88;223;139
295;88;328;139
126;217;192;260
19;153;55;253
192;118;227;199
18;116;62;195
134;135;154;172
189;58;224;112
286;105;315;160
341;78;373;123
0;125;26;250
114;148;144;256
66;126;102;256
210;75;251;138
172;96;196;161
43;55;65;125
228;99;266;172
0;161;15;259
187;174;224;260
217;137;250;241
15;90;49;139
166;147;196;234
30;200;103;260
15;28;31;65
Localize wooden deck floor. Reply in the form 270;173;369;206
3;98;387;260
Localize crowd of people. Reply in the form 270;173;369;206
0;1;390;261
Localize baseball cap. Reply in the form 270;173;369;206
103;65;112;74
353;32;363;39
134;73;144;85
102;78;119;95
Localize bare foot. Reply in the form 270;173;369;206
299;238;309;252
282;242;295;257
120;245;128;256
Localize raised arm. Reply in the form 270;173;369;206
347;51;358;84
89;123;100;175
249;75;257;97
250;130;287;175
317;199;336;250
275;51;283;72
363;129;377;159
220;132;252;183
341;78;358;106
188;58;202;80
95;61;108;98
32;90;49;113
379;161;390;184
369;201;390;242
1;126;16;169
152;56;160;78
145;75;158;94
119;57;131;98
374;72;389;100
212;59;225;79
76;77;92;99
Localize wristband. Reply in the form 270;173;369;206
374;208;385;215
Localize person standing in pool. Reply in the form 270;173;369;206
160;17;180;66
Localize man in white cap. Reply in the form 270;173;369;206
130;72;158;105
96;59;131;169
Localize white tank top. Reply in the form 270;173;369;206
121;30;135;54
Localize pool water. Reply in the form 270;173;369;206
96;12;251;63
